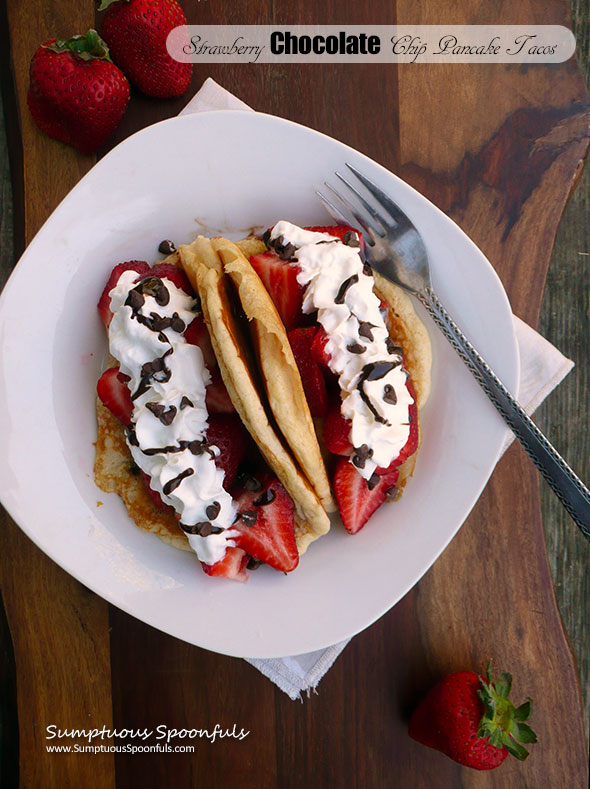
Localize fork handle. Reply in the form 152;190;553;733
417;286;590;541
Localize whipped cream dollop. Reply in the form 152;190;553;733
270;221;414;481
108;269;237;565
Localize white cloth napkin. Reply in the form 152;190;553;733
180;77;574;700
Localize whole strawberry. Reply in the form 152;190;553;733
99;0;192;98
408;662;537;770
27;30;129;156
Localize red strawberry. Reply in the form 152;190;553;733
409;662;537;770
249;250;305;331
205;370;235;414
304;225;364;254
184;315;217;370
140;470;174;514
27;30;129;155
311;326;332;369
232;478;298;572
98;260;150;326
288;328;328;417
201;547;249;583
99;0;192;98
377;380;419;472
97;366;133;425
150;263;192;295
323;398;352;456
205;414;250;491
333;459;399;534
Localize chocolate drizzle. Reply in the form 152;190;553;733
335;274;359;304
162;468;194;496
131;349;173;401
357;360;400;425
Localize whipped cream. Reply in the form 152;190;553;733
270;221;414;480
108;269;237;565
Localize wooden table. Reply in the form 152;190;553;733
1;1;589;786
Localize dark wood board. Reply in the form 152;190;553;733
0;1;589;787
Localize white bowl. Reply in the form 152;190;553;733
0;111;518;657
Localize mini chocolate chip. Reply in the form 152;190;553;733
155;284;169;307
358;321;375;341
181;522;201;535
146;402;165;419
367;472;381;491
343;230;361;247
385;486;398;501
240;510;258;527
180;396;193;410
247;557;263;570
244;477;262;492
362;262;373;277
261;228;271;247
126;426;139;447
386;338;403;356
191;297;202;314
335;274;359;304
188;439;207;455
198;522;215;537
159;406;177;426
163;468;194;495
347;342;365;354
125;288;145;310
170;312;185;333
352;444;373;469
206;502;221;521
383;384;397;405
158;239;177;255
253;488;276;507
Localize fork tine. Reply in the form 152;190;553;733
345;163;411;227
315;189;352;228
325;183;382;242
335;171;390;232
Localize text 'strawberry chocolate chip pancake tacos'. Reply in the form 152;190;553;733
201;222;432;535
94;252;329;583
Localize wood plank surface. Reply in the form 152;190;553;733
0;2;115;788
0;0;589;787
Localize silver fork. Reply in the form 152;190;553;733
317;163;590;541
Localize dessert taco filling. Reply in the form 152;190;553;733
218;221;432;534
94;258;316;582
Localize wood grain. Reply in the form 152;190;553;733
0;2;115;787
537;0;590;745
0;0;589;785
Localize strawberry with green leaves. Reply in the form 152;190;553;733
409;662;537;770
99;0;192;98
27;30;129;155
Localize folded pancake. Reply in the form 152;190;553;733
178;237;331;554
213;229;432;499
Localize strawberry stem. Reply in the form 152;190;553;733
44;29;112;62
97;0;131;11
476;660;537;761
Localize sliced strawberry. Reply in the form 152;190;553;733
249;250;305;331
97;366;133;425
232;478;298;572
150;263;192;295
323;397;353;456
184;315;217;369
98;260;150;326
139;471;175;514
205;414;251;491
311;326;332;369
201;547;249;583
377;380;419;472
288;327;328;417
205;370;235;414
333;459;399;534
304;224;364;255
